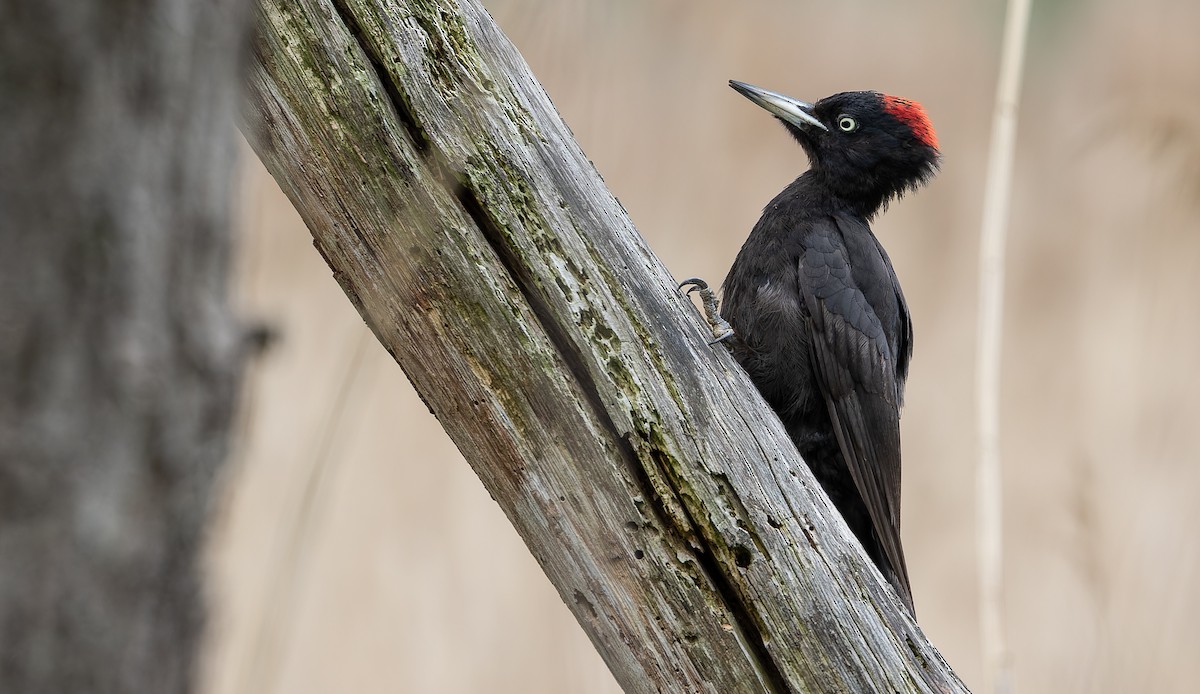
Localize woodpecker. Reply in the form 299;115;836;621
686;81;938;613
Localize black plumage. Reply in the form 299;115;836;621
721;82;939;612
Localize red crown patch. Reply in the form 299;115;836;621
882;95;938;150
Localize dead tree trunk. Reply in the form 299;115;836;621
0;1;249;692
243;1;969;691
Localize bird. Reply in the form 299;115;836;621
690;81;939;613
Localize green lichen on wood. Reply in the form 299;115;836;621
589;252;691;415
399;0;488;90
627;411;700;548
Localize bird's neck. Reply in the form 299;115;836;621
798;169;897;221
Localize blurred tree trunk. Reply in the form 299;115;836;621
0;1;249;692
244;0;967;692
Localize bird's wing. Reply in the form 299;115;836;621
798;223;912;605
873;234;914;396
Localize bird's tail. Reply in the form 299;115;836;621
873;527;915;615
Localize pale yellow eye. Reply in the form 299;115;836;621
837;115;858;132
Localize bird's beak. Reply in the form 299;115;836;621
729;80;828;132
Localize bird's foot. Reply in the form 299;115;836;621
678;277;734;345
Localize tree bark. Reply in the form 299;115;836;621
243;0;969;692
0;1;249;692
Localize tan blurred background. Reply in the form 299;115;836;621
202;0;1200;692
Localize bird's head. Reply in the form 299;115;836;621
730;80;940;216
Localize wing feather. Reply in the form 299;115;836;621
799;223;912;607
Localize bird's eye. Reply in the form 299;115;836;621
837;115;858;132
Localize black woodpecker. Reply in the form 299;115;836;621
687;81;939;613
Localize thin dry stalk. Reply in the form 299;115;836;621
976;0;1034;691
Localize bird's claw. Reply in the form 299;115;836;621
678;277;735;345
706;330;734;346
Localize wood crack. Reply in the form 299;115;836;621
455;174;794;694
330;0;432;155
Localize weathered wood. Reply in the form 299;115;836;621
243;0;969;691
